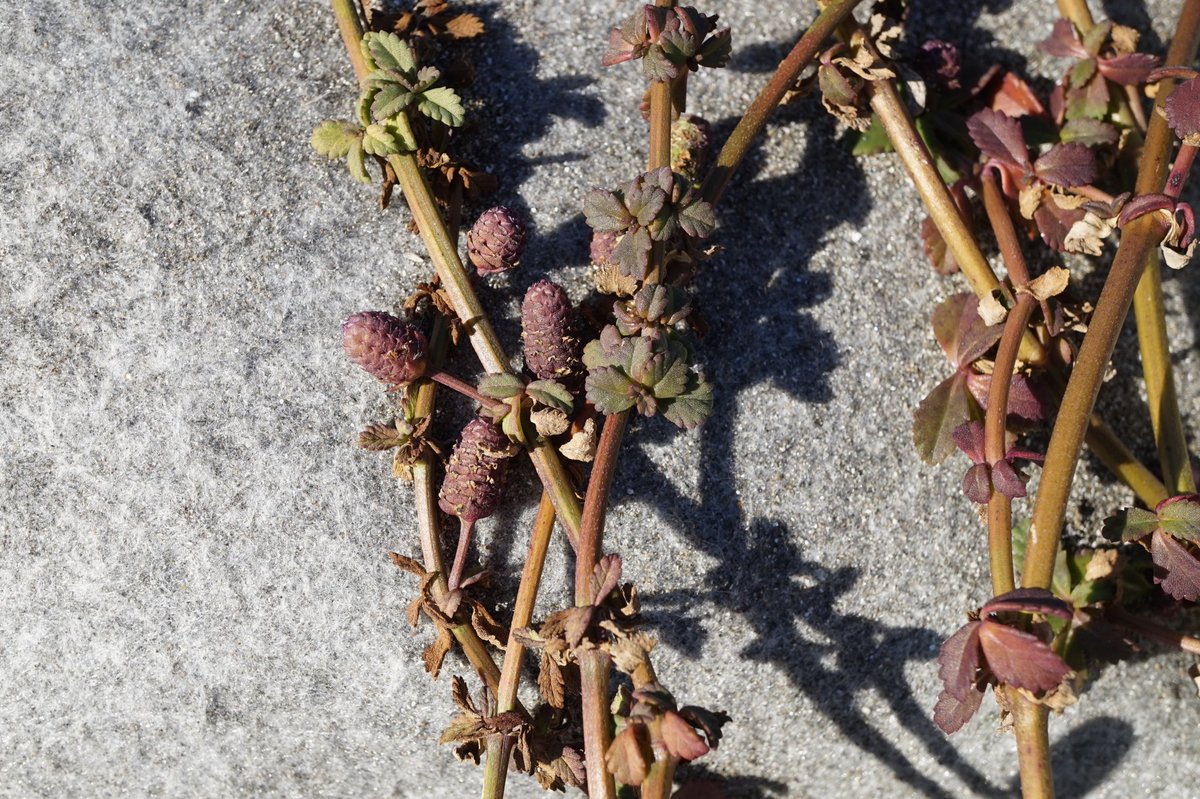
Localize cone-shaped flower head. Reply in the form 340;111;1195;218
438;417;517;523
521;280;583;388
342;311;428;385
467;205;528;276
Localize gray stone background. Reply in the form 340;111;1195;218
2;0;1197;796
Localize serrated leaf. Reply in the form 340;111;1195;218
978;620;1071;693
1034;197;1085;252
931;293;1002;368
439;714;488;745
697;27;732;69
1060;118;1119;147
661;376;712;429
677;199;716;239
1098;52;1159;86
1081;20;1113;56
1166;78;1200;144
1101;506;1159;542
418;86;465;127
1034;143;1096;187
1069;58;1097;89
362;124;398;156
478;373;526;399
648;355;690;400
612;227;653;280
445;12;485;39
538;652;565;708
966;108;1030;169
590;553;622;605
1066;73;1111;121
913;372;977;465
933;684;984;734
586;367;637;415
422;625;453;678
347;140;370;184
526;379;574;412
363;31;416;74
642;45;680;83
962;463;992;504
311;120;360;158
938;621;983;701
371;84;414;120
1150;529;1200;601
1156;495;1200;542
583;190;633;232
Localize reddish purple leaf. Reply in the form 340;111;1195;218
1034;142;1097;187
1034;198;1085;251
952;420;986;464
985;71;1047;118
1039;19;1088;59
1166;77;1200;142
963;463;993;505
1098;52;1160;85
990;458;1027;499
930;294;1003;368
978;620;1071;693
983;588;1073;620
1150;529;1200;601
967;109;1031;170
966;372;1049;424
937;621;983;701
933;684;985;734
660;710;710;761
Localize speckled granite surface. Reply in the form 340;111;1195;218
1;1;1197;796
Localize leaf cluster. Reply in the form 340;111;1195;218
602;5;731;83
1103;494;1200;601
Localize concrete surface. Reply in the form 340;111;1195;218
1;0;1197;797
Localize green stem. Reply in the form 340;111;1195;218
481;492;557;799
330;0;369;82
641;749;678;799
700;0;864;205
1025;0;1200;590
1055;0;1095;31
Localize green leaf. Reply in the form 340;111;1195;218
311;120;360;158
1101;507;1159;542
363;31;416;74
1069;58;1097;88
912;372;977;465
347;140;370;184
1059;118;1119;147
586;367;637;415
1157;496;1200;542
356;90;374;126
650;356;690;400
677;199;715;239
417;86;466;127
478;373;526;399
371;84;414;120
852;115;893;156
641;45;679;83
661;377;712;429
526;380;574;412
362;124;398;157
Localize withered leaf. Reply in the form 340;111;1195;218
443;12;484;39
1150;529;1200;601
678;705;731;750
563;606;597;649
440;714;488;745
978;620;1071;694
423;625;453;679
450;674;477;714
470;601;508;648
661;710;709;760
608;630;657;676
539;651;567;709
605;723;652;786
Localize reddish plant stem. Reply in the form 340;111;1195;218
428;370;506;412
447;518;475;592
1109;606;1200;654
700;0;864;205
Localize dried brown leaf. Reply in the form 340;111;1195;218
423;625;453;678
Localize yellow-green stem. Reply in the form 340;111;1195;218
1055;0;1095;31
1025;0;1200;589
1009;693;1055;799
